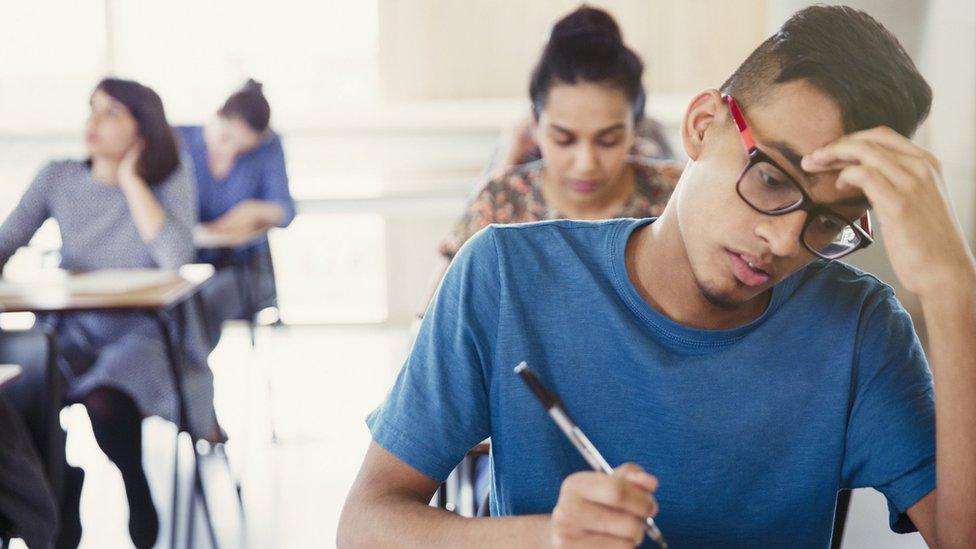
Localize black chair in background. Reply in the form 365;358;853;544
0;327;66;548
432;443;489;518
831;489;852;548
0;328;65;504
238;244;286;443
0;389;59;549
230;242;284;348
207;240;285;443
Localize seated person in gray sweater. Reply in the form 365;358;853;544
0;78;215;549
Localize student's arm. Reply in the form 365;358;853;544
338;442;549;547
205;137;295;234
909;273;976;547
338;442;659;548
256;136;295;227
805;126;976;548
0;163;55;272
120;151;196;270
204;199;285;234
118;142;169;244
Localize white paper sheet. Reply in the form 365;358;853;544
0;269;177;296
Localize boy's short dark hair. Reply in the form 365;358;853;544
721;5;932;138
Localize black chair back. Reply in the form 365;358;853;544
0;328;64;494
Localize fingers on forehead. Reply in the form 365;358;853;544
831;126;932;163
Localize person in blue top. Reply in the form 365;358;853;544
339;6;976;549
178;79;295;344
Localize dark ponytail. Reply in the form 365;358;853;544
218;78;271;133
529;6;645;123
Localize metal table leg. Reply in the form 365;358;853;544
230;261;279;443
154;306;219;549
231;262;257;348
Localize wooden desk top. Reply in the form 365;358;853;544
0;364;23;388
0;265;214;313
193;225;269;249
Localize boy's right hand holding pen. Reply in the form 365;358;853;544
550;463;660;548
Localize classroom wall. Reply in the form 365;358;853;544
377;0;767;99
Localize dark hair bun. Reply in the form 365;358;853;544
549;6;623;46
219;77;271;133
241;78;264;95
530;7;645;122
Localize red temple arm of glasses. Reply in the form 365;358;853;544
860;212;872;236
724;94;756;150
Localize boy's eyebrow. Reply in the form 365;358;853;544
766;140;870;210
825;195;871;209
768;140;821;183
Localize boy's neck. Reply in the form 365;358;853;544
626;211;771;330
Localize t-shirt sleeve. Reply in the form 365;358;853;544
841;287;935;533
368;227;500;481
258;137;296;227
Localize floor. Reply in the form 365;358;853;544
7;322;928;549
39;323;406;549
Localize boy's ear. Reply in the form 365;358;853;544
682;89;725;161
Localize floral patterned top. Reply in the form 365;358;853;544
439;159;682;259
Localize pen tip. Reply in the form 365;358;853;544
513;361;527;374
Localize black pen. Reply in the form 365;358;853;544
514;361;668;549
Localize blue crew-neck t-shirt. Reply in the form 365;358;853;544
367;218;935;548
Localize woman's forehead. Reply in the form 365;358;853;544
91;89;118;106
542;83;632;127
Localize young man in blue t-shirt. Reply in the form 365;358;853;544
339;6;976;548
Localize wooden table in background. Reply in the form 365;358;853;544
0;265;221;549
193;226;269;250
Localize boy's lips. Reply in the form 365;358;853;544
727;250;773;287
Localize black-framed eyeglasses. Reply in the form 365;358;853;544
724;94;874;260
